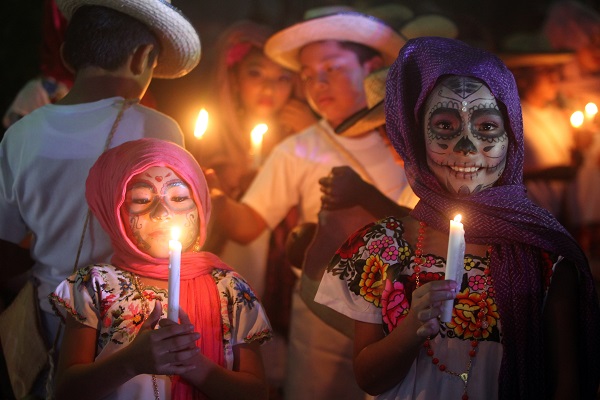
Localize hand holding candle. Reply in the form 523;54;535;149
167;227;182;322
441;214;465;323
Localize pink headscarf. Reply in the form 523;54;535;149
86;138;232;399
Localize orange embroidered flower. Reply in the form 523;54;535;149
447;288;499;340
359;254;388;306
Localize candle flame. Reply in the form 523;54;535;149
453;214;462;223
171;227;181;241
194;109;209;139
251;123;268;145
570;111;584;128
585;102;598;118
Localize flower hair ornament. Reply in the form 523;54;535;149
226;42;254;67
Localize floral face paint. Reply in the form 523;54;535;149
423;76;508;196
120;166;199;258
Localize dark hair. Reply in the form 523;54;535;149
339;41;381;64
62;5;161;72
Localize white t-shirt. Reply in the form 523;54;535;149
0;97;184;313
242;119;418;229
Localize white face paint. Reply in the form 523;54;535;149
423;76;508;196
120;166;199;258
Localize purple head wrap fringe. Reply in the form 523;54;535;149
385;37;600;399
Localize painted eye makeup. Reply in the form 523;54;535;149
124;181;195;215
470;108;506;141
428;108;462;140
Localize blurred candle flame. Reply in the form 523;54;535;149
194;109;209;139
453;214;462;223
571;111;584;128
585;102;598;120
251;123;268;146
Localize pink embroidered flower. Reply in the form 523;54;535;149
367;240;386;254
381;245;399;262
226;42;254;67
468;274;486;291
381;280;409;331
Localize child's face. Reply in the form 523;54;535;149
423;76;508;196
121;166;199;258
298;40;371;129
234;47;295;120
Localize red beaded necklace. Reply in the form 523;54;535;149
413;221;493;400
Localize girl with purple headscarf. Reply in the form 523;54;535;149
315;37;600;399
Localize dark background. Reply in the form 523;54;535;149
2;0;600;142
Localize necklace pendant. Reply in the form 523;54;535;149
460;372;468;383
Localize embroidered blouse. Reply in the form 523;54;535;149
49;264;272;400
316;217;556;400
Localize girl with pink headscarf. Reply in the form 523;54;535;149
49;138;272;400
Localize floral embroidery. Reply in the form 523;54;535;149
447;288;499;340
381;245;399;262
235;280;257;310
51;265;272;361
381;280;410;331
359;254;388;307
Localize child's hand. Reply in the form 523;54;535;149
408;280;458;338
319;166;369;210
127;301;200;376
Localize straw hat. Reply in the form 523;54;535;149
399;14;459;40
55;0;201;79
498;32;574;68
264;12;405;72
335;14;459;137
335;67;388;137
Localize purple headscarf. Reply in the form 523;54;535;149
385;37;600;399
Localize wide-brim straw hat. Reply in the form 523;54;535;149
498;32;575;68
56;0;201;79
335;67;388;137
264;12;405;72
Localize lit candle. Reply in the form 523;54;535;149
167;227;182;322
250;123;268;168
441;214;465;323
585;102;598;122
570;110;584;129
194;108;209;140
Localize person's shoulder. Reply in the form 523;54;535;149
130;104;184;144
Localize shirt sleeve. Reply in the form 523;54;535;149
48;265;103;330
217;270;272;345
241;140;303;230
0;132;29;243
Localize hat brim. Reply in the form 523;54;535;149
399;14;459;40
56;0;201;78
265;13;405;72
499;52;574;68
335;101;384;137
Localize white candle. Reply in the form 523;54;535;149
441;214;465;323
167;227;182;322
250;123;268;168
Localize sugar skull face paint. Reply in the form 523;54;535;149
423;76;508;196
121;166;199;258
